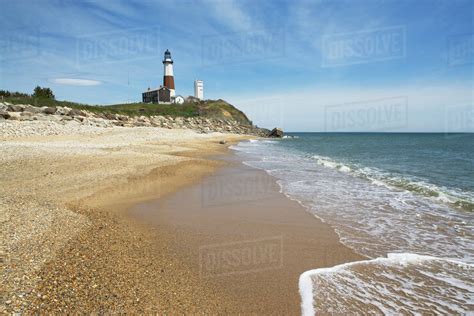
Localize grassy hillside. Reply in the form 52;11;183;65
2;96;252;125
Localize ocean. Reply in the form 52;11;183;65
231;133;473;314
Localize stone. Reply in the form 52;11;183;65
20;112;35;120
0;104;7;111
268;127;284;138
42;107;56;115
0;110;11;119
67;109;86;117
219;140;227;144
56;106;72;115
24;105;43;113
7;112;21;120
105;113;117;120
7;104;25;112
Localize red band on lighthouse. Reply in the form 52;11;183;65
164;76;175;89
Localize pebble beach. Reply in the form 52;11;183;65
1;117;250;313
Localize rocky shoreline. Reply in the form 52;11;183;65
0;102;282;138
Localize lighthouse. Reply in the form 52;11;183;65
163;49;175;97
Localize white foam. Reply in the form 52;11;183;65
310;155;474;210
233;140;474;313
234;140;474;263
299;254;474;315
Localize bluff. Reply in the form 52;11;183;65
0;99;282;137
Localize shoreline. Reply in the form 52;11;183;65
129;145;364;313
1;125;361;313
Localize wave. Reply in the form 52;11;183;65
233;139;474;314
299;253;474;315
233;140;474;262
311;155;474;212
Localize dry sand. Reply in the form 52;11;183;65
1;122;362;313
1;124;249;313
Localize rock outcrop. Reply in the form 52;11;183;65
269;128;284;138
0;102;282;138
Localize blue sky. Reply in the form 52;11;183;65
0;0;472;132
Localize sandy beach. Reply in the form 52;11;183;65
1;122;361;313
132;155;364;313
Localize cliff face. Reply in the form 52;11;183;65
0;102;276;137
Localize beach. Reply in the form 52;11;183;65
1;122;360;313
132;155;363;313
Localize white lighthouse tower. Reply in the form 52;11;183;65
163;49;175;97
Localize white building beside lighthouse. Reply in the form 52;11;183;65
194;80;204;100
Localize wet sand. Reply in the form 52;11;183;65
131;152;364;314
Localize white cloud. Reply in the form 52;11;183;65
49;78;102;86
204;0;262;33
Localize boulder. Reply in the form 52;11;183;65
67;109;86;117
268;128;283;138
0;110;11;119
7;104;25;112
42;107;56;115
56;106;71;115
24;105;43;113
0;104;8;111
7;112;21;120
20;111;35;119
105;113;117;120
219;140;227;144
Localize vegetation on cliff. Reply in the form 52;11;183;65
1;88;252;125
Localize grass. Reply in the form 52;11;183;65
2;96;252;125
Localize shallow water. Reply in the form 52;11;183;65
232;133;474;314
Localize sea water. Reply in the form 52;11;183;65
231;133;474;315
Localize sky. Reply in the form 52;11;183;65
0;0;472;132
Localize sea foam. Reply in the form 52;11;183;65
299;253;474;315
232;138;474;314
